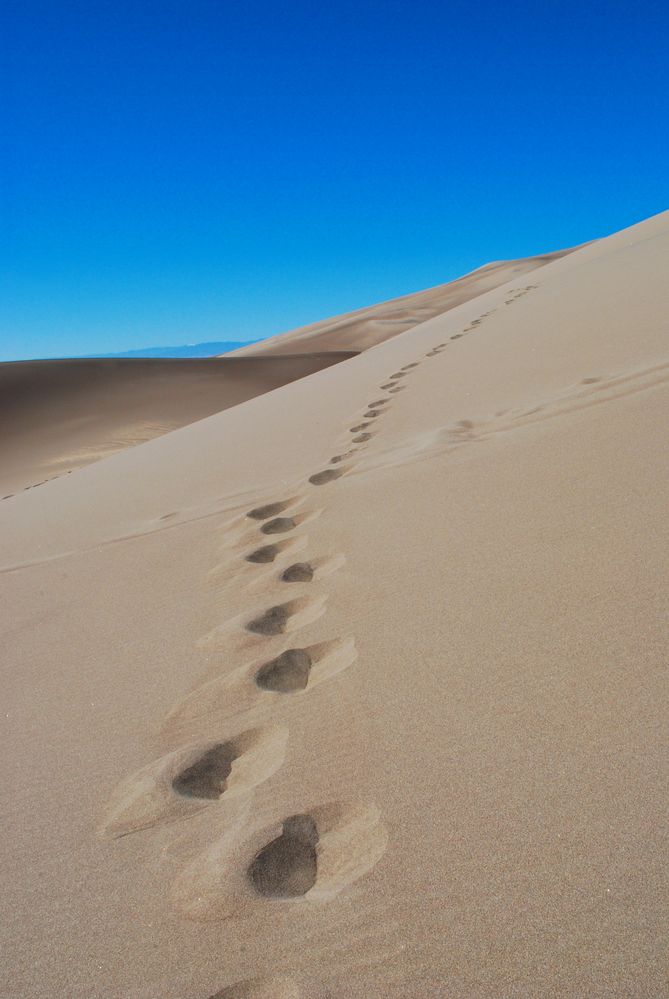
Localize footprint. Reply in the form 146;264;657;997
246;596;326;636
388;372;407;379
242;535;307;566
581;377;601;384
387;386;404;393
400;363;419;370
166;638;356;727
247;499;297;521
249;814;318;897
351;433;372;443
208;978;299;999
308;467;346;486
260;517;297;535
450;333;463;340
368;398;389;407
98;725;287;838
349;423;369;433
329;452;355;464
246;544;283;564
171;800;387;918
280;562;314;583
363;409;382;418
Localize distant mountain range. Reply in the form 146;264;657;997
87;340;258;359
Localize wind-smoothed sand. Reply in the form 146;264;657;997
1;212;667;998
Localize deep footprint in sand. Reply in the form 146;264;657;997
308;468;344;486
246;597;324;637
260;517;296;535
249;814;319;898
352;433;372;443
401;363;419;370
363;409;382;418
255;648;312;691
280;562;314;583
368;398;389;407
99;726;287;838
172;744;236;800
246;544;282;564
247;500;294;521
349;423;369;433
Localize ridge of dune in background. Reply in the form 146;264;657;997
227;244;583;356
0;243;580;497
1;210;667;999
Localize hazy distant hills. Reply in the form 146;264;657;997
88;340;257;358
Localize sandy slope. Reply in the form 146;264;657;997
228;246;580;355
1;211;667;999
0;353;355;496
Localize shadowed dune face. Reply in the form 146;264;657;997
0;353;355;494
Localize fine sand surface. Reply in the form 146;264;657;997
0;354;355;496
228;246;581;355
1;211;667;998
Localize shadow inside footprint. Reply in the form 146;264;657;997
401;363;418;370
330;453;351;464
249;814;319;898
281;562;314;583
309;469;343;486
368;399;389;407
246;544;280;564
352;433;371;443
247;605;291;635
172;744;235;800
349;423;369;433
247;500;292;521
261;517;296;535
363;409;381;418
255;648;312;691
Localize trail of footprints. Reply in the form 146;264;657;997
98;359;434;995
99;291;535;994
99;297;539;992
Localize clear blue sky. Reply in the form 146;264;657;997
2;0;667;361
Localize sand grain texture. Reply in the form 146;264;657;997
1;212;667;998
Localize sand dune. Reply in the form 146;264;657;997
1;211;667;998
0;353;355;496
228;246;581;355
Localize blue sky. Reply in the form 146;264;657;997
2;0;667;361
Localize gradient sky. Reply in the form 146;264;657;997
2;0;667;361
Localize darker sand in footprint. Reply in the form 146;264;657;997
261;517;296;535
255;648;312;691
172;744;235;800
308;469;344;486
249;814;319;898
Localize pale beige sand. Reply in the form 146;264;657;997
1;211;667;998
228;246;581;355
